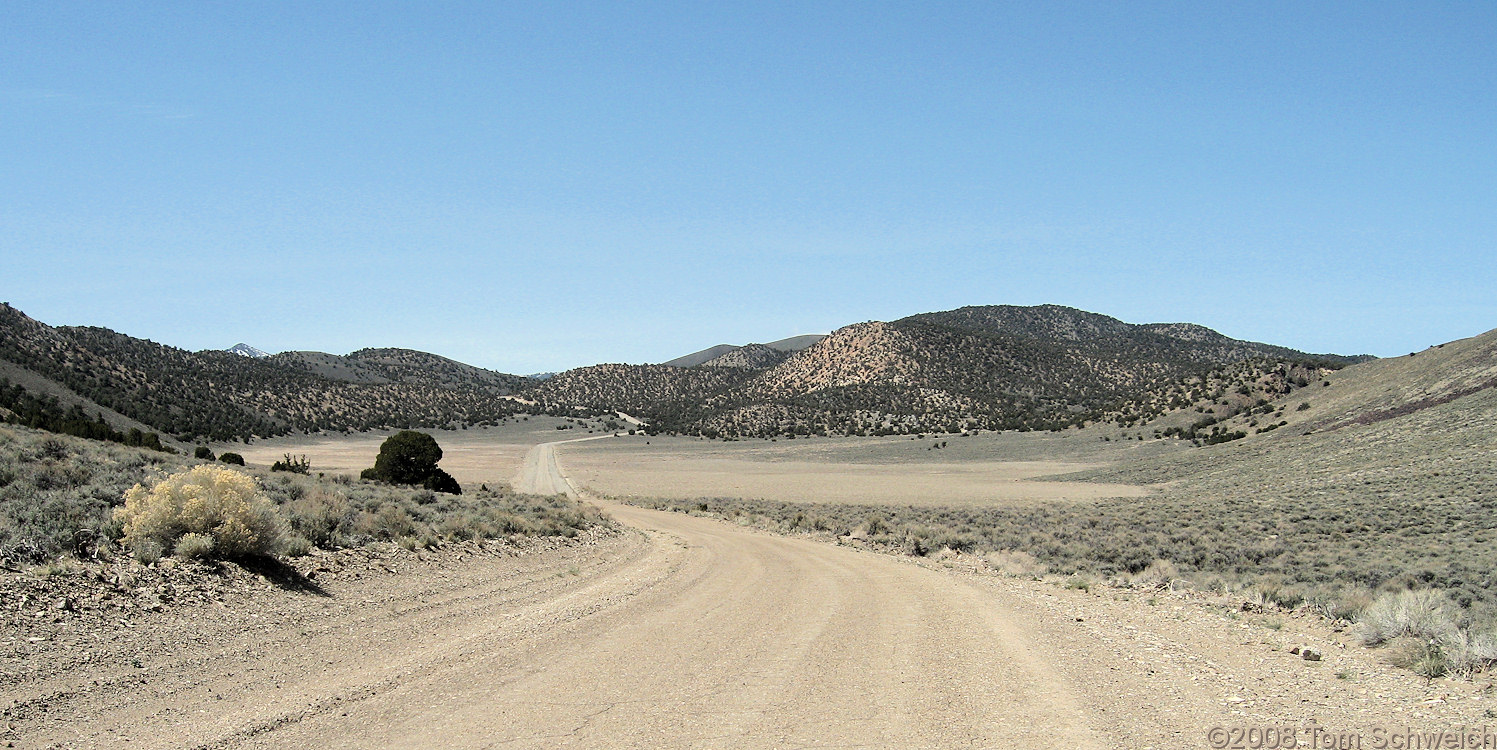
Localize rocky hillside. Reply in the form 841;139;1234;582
662;344;740;369
272;348;529;392
0;304;530;442
1092;326;1496;448
904;305;1363;368
536;305;1365;437
527;364;751;428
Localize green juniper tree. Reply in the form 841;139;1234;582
361;430;461;494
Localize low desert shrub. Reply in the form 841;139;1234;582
1064;573;1097;592
131;538;163;564
984;549;1048;578
282;487;352;548
116;465;287;559
353;502;417;541
218;452;245;466
1384;637;1451;678
1441;629;1497;676
0;424;603;565
0;426;184;564
279;533;313;557
173;532;216;559
1253;579;1306;610
1304;587;1374;622
1129;559;1180;590
1358;589;1459;647
1359;589;1497;677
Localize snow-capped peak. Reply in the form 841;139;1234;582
227;343;271;358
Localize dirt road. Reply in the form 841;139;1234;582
512;433;615;497
12;440;1482;748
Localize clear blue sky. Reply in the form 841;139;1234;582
4;2;1493;372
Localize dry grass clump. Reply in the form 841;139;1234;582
1128;559;1180;590
984;549;1048;578
1358;589;1459;647
1352;589;1497;678
116;465;289;561
1439;629;1497;677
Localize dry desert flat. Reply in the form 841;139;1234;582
229;421;1162;508
554;431;1156;506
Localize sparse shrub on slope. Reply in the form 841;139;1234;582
0;378;176;453
281;487;352;548
0;426;180;565
260;473;605;548
116;465;290;560
173;532;216;559
0;304;534;442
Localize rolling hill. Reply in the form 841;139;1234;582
0;301;1378;443
0;304;531;442
662;344;741;369
1055;326;1497;608
534;305;1367;437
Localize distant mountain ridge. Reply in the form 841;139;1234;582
700;344;791;370
663;344;740;369
662;334;827;368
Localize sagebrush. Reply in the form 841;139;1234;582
116;465;289;559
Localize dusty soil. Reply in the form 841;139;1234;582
6;436;1493;748
1;528;623;749
559;434;1148;506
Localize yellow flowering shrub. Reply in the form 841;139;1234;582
116;465;287;559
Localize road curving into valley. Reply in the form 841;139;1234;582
16;437;1476;749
